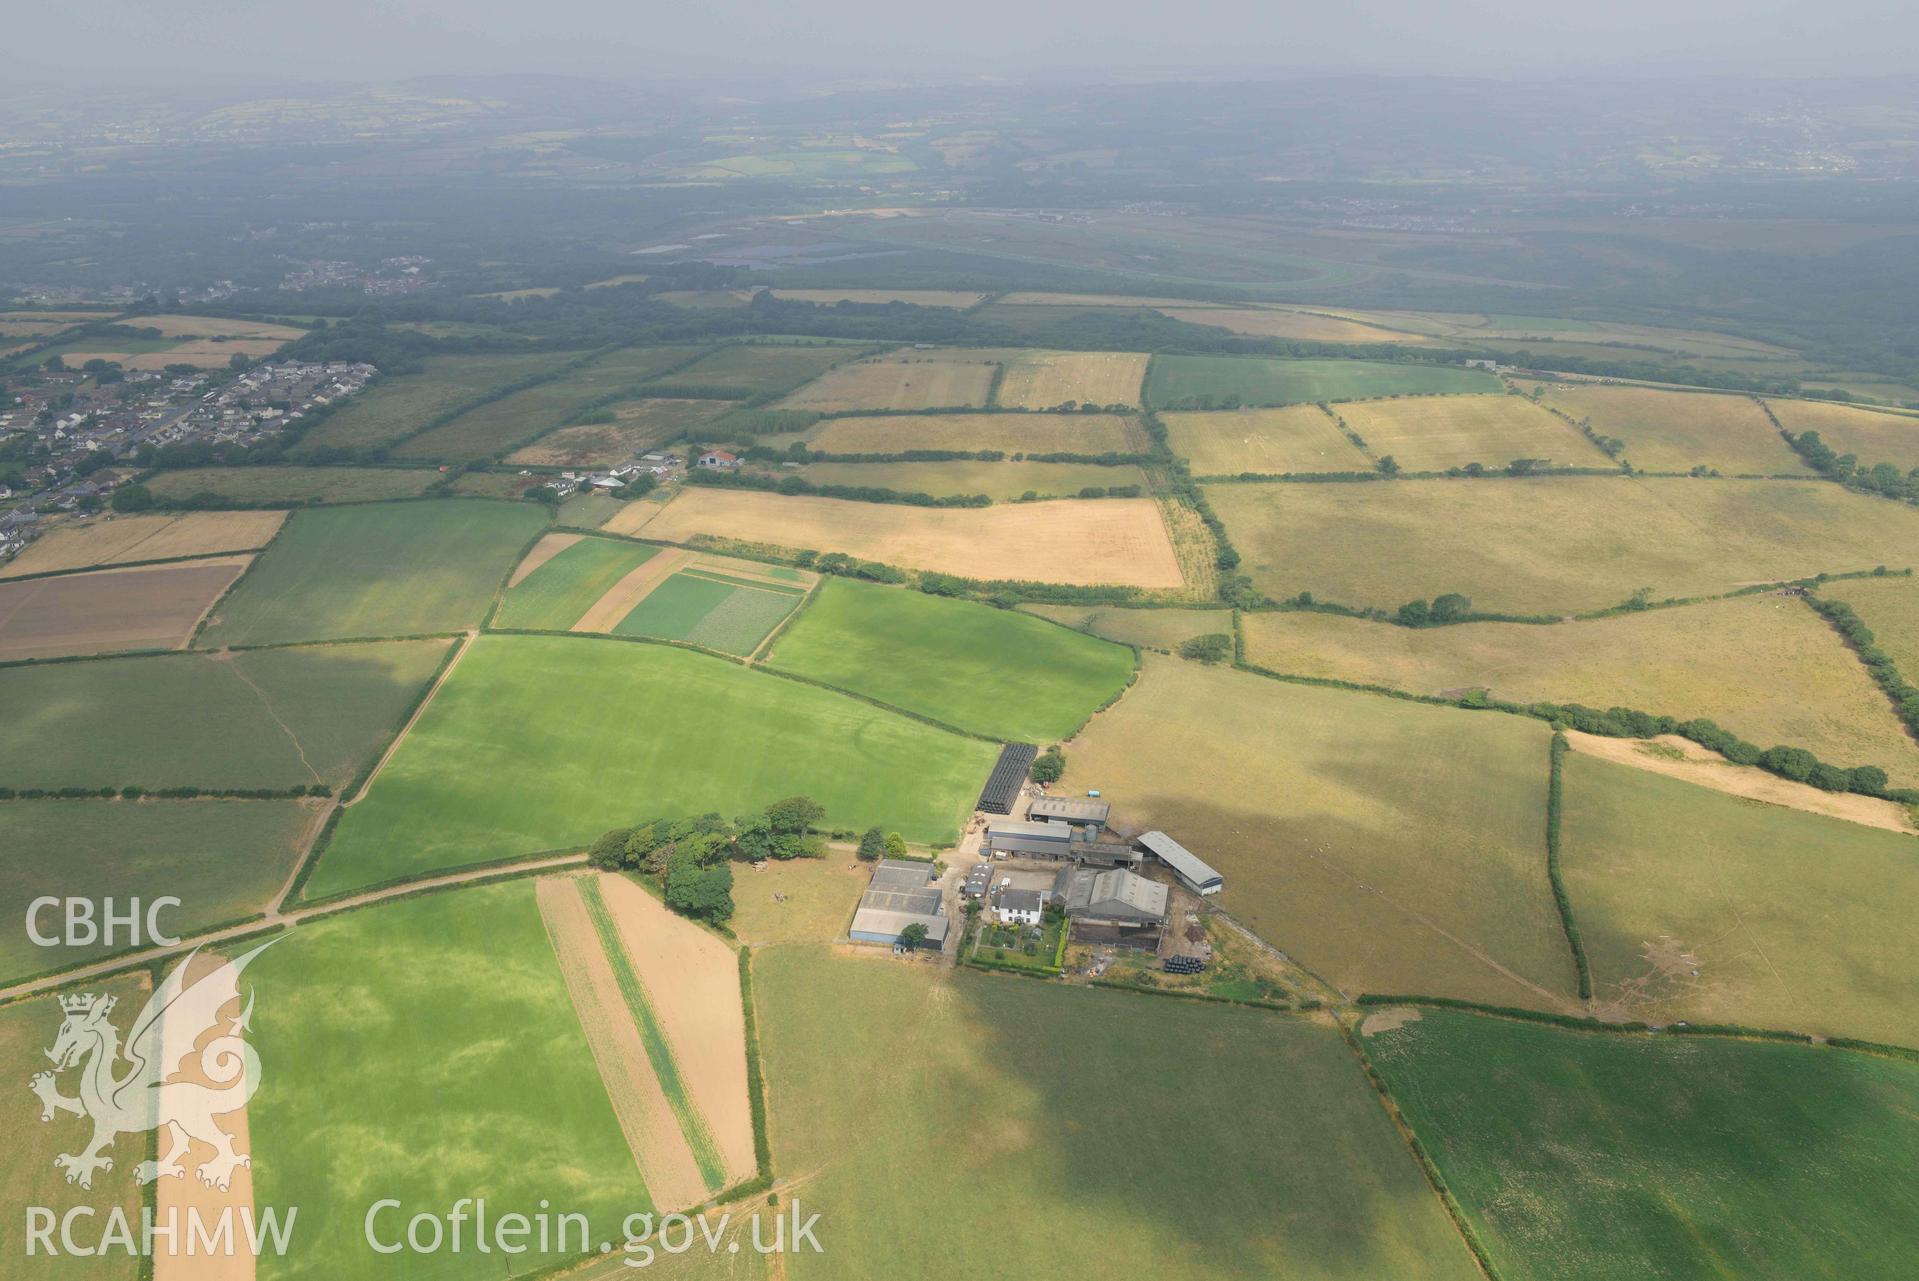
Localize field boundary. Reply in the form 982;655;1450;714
1338;1019;1503;1281
0;548;265;585
343;631;475;806
578;877;729;1193
1543;732;1592;1000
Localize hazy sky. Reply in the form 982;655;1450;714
15;0;1919;81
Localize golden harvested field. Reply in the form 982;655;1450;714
994;350;1149;409
535;878;712;1213
1767;398;1919;470
996;292;1213;308
62;340;289;370
1561;751;1919;1045
776;350;998;411
1019;602;1232;650
1160;307;1430;344
592;874;757;1186
1525;384;1809;474
808;411;1147;455
770;288;986;307
1822;575;1919;675
1336;395;1611;472
120;315;306;341
1164;406;1371;474
1069;657;1575;1009
1242;595;1919;783
0;511;285;578
640;487;1185;587
1208;476;1919;616
794;459;1148;500
507;398;730;466
0;557;249;660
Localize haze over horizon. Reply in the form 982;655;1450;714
13;0;1919;84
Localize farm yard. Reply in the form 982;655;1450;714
197;499;548;646
0;556;248;660
1559;753;1919;1046
755;948;1482;1281
1522;384;1811;475
637;487;1186;588
1363;1008;1919;1281
1144;355;1501;408
805;410;1148;455
1067;656;1575;1008
1240;594;1919;784
0;510;284;578
1208;475;1919;615
765;577;1136;740
1163;405;1372;474
307;634;996;895
1332;394;1610;472
774;348;1000;411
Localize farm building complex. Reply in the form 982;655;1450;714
1055;866;1170;949
984;819;1142;867
850;858;950;949
1138;830;1225;895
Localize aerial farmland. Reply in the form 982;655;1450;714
8;58;1919;1281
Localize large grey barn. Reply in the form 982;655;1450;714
1137;830;1224;895
1026;795;1112;828
1053;866;1170;949
849;858;949;948
984;819;1141;867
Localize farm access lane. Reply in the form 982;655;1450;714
0;851;589;1006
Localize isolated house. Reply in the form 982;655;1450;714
696;449;741;469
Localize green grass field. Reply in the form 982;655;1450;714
393;346;709;461
308;635;996;895
756;946;1480;1281
1145;356;1499;408
198;499;548;646
767;578;1136;741
247;881;651;1280
0;799;314;981
143;466;444;504
1364;1008;1919;1281
292;352;577;455
1;978;147;1281
1018;602;1233;651
495;537;658;630
1561;752;1919;1046
1069;656;1574;1008
612;570;803;655
661;343;854;394
790;459;1150;501
0;640;450;791
1208;476;1919;616
1241;596;1919;785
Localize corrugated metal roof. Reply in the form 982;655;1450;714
1138;830;1223;889
1029;796;1112;824
851;907;949;941
987;819;1073;841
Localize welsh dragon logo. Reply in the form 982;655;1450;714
30;941;275;1191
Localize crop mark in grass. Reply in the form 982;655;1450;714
219;653;322;784
578;877;729;1193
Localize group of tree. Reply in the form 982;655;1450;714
1177;633;1233;663
1394;593;1474;627
1790;429;1919;504
586;795;829;923
855;826;911;861
1031;746;1067;784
